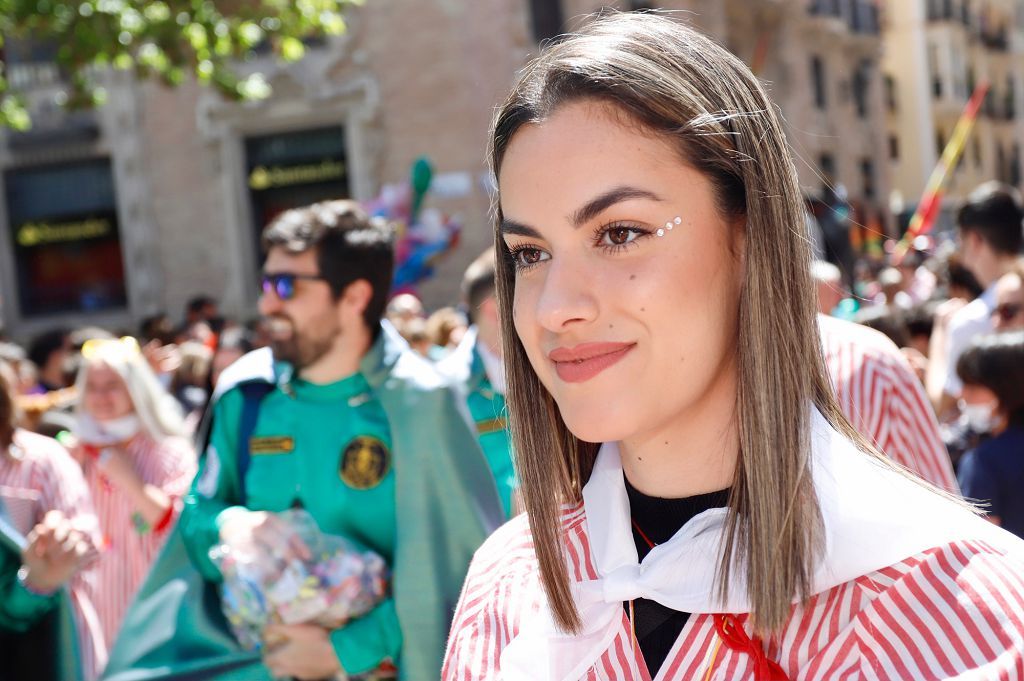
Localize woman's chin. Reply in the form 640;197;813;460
559;409;633;445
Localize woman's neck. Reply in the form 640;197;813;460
619;360;739;498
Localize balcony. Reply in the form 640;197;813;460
806;0;880;35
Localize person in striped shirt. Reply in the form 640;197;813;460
0;361;106;681
818;313;959;493
444;13;1024;681
70;337;196;656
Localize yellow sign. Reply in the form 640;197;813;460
16;218;112;247
248;160;345;191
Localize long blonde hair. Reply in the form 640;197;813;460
490;12;878;636
73;338;188;441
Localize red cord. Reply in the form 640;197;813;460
713;614;789;681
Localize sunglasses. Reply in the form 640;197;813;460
992;303;1024;324
260;273;326;301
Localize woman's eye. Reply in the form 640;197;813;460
600;226;642;247
511;247;550;268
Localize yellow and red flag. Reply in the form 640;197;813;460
894;80;989;261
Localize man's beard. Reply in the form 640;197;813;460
267;313;340;370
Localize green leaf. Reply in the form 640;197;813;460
279;35;304;61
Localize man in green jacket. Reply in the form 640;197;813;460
438;249;517;518
104;201;503;681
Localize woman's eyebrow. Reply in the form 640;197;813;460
570;186;664;227
499;219;542;238
499;185;663;237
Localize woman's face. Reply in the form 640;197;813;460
499;100;744;444
83;364;135;421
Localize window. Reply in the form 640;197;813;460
889;135;900;160
884;74;897;112
245;126;350;256
928;44;943;98
819;152;837;193
528;0;565;43
4;159;127;317
811;55;827;109
861;158;876;199
852;60;871;118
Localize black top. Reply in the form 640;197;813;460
623;476;731;678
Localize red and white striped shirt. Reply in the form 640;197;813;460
81;433;195;649
0;429;107;681
820;315;959;493
445;507;1024;680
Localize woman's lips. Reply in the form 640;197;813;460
549;342;635;383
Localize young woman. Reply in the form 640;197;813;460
72;337;196;650
444;13;1024;681
956;331;1024;539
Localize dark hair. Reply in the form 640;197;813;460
186;295;217;315
139;313;176;345
854;305;911;348
946;253;984;300
956;182;1024;255
905;302;937;340
262;200;395;338
957;331;1024;426
461;249;497;324
27;328;68;369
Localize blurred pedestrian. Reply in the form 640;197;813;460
991;260;1024;332
438;249;518;517
956;332;1024;539
821;314;957;492
108;200;501;681
935;183;1024;419
27;329;72;395
0;361;106;680
425;306;468;354
71;337;196;649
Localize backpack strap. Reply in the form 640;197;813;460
236;382;275;503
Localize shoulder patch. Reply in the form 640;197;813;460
339;436;391;490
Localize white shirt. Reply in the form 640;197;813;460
943;283;997;396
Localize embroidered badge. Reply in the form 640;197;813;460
249;436;295;455
339;436;391;490
476;417;508;436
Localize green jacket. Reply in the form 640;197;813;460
437;329;516;518
102;322;504;681
0;502;81;681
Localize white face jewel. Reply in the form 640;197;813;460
657;216;682;237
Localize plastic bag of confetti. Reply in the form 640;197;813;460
209;508;389;651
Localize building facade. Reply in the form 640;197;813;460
882;0;1024;232
1;0;896;338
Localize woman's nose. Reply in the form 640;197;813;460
533;258;599;333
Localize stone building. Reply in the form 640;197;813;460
882;0;1024;232
0;0;892;337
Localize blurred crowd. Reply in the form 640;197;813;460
0;180;1021;681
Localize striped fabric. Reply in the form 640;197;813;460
81;433;195;651
0;429;107;681
444;506;1024;680
819;315;959;493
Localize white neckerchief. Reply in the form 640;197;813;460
500;408;1023;680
